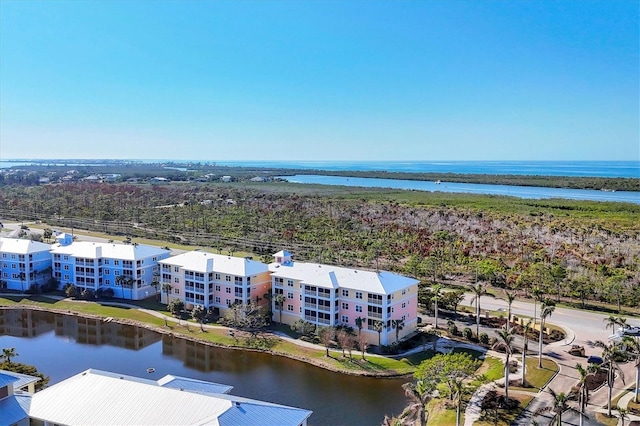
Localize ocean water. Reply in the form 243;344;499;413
2;160;639;178
217;160;640;178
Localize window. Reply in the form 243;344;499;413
114;260;120;265
226;287;231;294
174;266;179;272
226;299;231;306
287;304;294;311
402;315;406;321
355;305;362;312
104;269;110;275
105;279;111;285
174;277;179;283
104;259;110;265
287;292;294;299
215;285;221;291
1;254;5;258
355;291;362;299
215;296;221;303
341;302;349;310
342;289;349;297
287;280;294;287
175;289;180;294
402;302;406;308
402;289;406;295
215;273;221;280
63;265;69;271
342;316;349;324
62;255;68;261
64;274;69;280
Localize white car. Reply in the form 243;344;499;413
619;326;640;337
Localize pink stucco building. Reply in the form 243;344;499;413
270;250;419;345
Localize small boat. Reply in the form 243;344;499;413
146;368;155;373
435;180;441;184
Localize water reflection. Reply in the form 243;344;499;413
0;309;408;426
0;309;160;350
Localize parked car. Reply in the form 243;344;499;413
568;345;585;357
620;326;640;337
587;355;603;365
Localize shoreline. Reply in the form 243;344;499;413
0;302;414;379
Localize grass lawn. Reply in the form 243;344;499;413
476;356;505;382
510;357;558;392
425;399;459;426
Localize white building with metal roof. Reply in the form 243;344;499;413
0;237;53;292
270;251;419;346
159;251;271;315
29;369;312;426
50;241;170;300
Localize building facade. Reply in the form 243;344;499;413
159;251;271;314
270;251;419;346
50;237;170;300
0;237;52;292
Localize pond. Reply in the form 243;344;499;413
0;309;408;425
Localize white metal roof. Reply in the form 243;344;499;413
269;262;419;295
0;237;51;255
157;375;233;395
0;369;40;390
159;251;268;277
50;241;170;260
29;369;311;426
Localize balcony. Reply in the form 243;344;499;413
304;315;317;322
304;289;317;296
317;318;330;325
368;311;383;319
367;297;383;305
304;302;317;309
317;305;331;312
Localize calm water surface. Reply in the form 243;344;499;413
0;310;407;426
279;174;640;204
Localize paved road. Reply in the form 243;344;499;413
461;294;638;425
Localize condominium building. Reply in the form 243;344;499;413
0;237;52;292
50;236;170;300
158;251;271;314
270;250;419;346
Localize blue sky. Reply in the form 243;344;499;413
0;0;638;161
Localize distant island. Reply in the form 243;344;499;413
1;159;638;192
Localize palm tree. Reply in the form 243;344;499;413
622;336;640;403
538;299;555;368
374;320;384;347
432;284;443;329
603;315;623;334
575;363;596;426
451;378;466;426
125;277;134;300
162;283;172;304
151;271;161;301
492;327;516;402
521;319;532;386
355;316;365;340
18;271;26;292
115;275;126;299
594;339;626;417
531;286;543;325
618;406;630;426
1;347;18;365
470;282;486;337
505;291;516;331
400;380;432;426
274;293;286;324
535;388;579;426
392;319;405;344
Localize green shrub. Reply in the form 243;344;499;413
479;332;489;345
